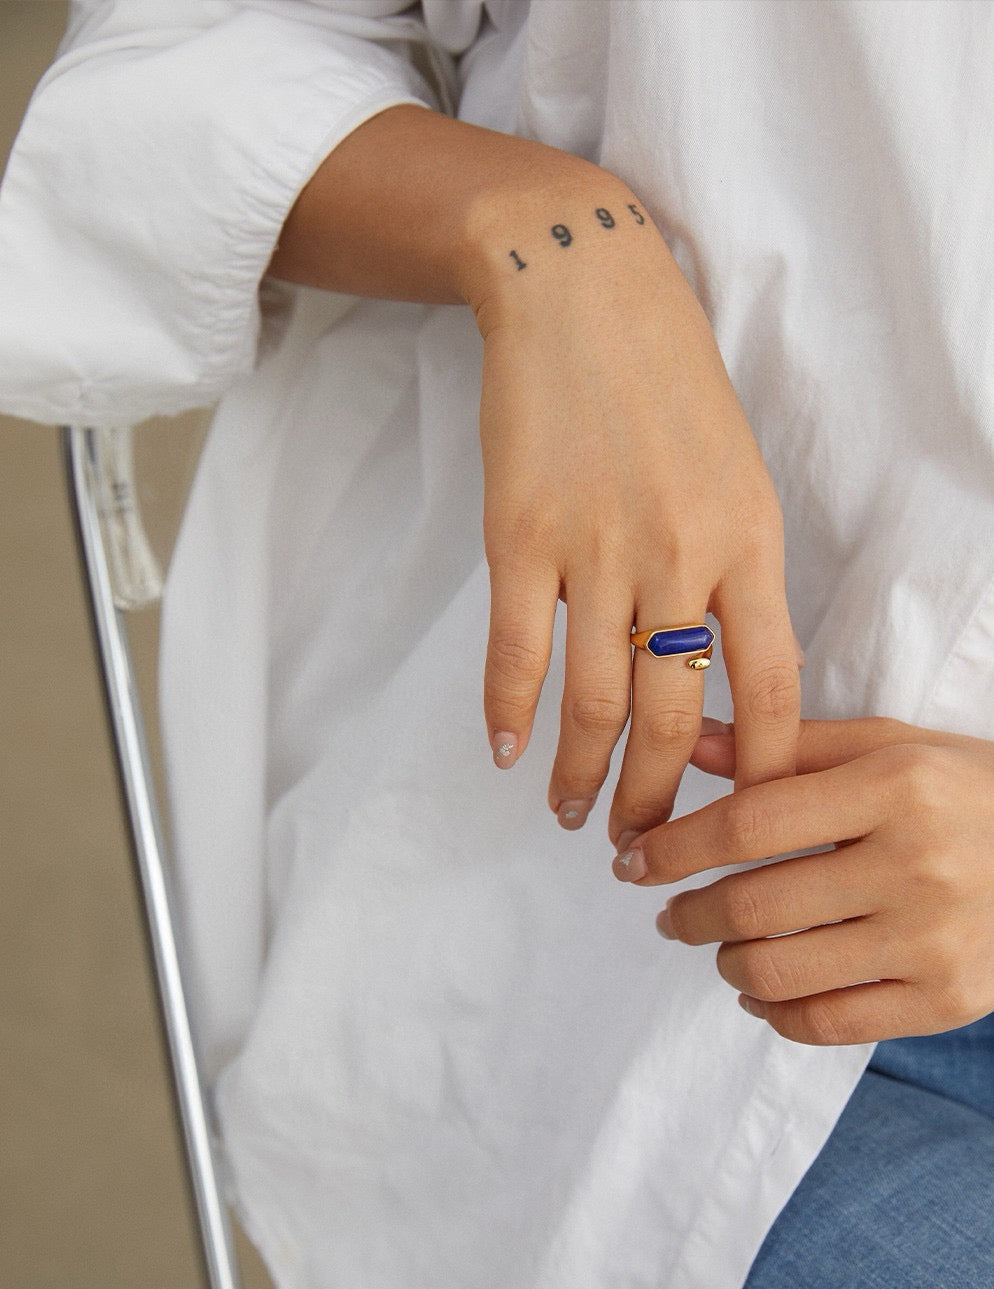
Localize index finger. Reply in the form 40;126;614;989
484;557;560;767
613;757;884;887
714;575;801;789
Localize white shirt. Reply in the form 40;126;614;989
3;3;993;1287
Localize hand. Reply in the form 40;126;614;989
612;716;994;1045
473;180;800;843
267;105;800;838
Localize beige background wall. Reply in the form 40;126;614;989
0;4;271;1285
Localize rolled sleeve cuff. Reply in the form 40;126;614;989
0;10;435;426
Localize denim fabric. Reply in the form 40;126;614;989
743;1014;994;1289
869;1010;994;1121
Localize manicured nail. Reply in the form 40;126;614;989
492;732;518;768
612;847;646;882
793;633;806;669
738;995;763;1018
557;798;594;830
616;829;640;851
699;717;732;737
656;904;675;939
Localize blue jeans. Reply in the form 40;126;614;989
743;1012;994;1288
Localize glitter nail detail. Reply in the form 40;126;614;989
497;742;514;759
563;809;579;820
613;847;647;881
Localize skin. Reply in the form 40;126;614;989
268;104;800;846
613;717;994;1045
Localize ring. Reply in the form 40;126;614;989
630;623;714;669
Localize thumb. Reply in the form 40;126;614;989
691;715;942;780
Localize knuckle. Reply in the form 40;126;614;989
875;742;948;817
725;513;784;576
618;797;675;835
487;506;558;564
721;791;776;855
653;545;699;593
486;631;550;689
862;716;914;746
930;978;985;1032
788;999;853;1047
665;897;696;943
513;506;559;553
567;693;630;739
899;747;947;812
554;766;606;800
717;880;767;941
731;944;799;1002
639;704;701;754
721;497;781;558
917;923;972;989
908;846;963;908
743;662;801;727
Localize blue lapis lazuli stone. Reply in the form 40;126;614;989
646;625;714;657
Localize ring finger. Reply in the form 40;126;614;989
716;916;900;1004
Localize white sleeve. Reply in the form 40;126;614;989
0;1;481;428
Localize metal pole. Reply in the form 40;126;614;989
63;424;242;1289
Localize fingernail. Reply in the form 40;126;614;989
616;829;640;851
656;904;675;939
557;798;594;830
492;731;518;769
793;633;806;669
699;717;732;737
738;995;763;1018
613;847;647;882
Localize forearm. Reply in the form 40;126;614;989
266;104;671;316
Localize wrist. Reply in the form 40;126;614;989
452;159;686;335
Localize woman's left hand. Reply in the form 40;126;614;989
612;717;994;1045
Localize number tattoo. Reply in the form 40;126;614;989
510;205;647;275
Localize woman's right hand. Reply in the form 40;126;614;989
268;106;799;840
468;177;800;847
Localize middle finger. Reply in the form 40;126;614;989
609;606;711;846
548;579;634;830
